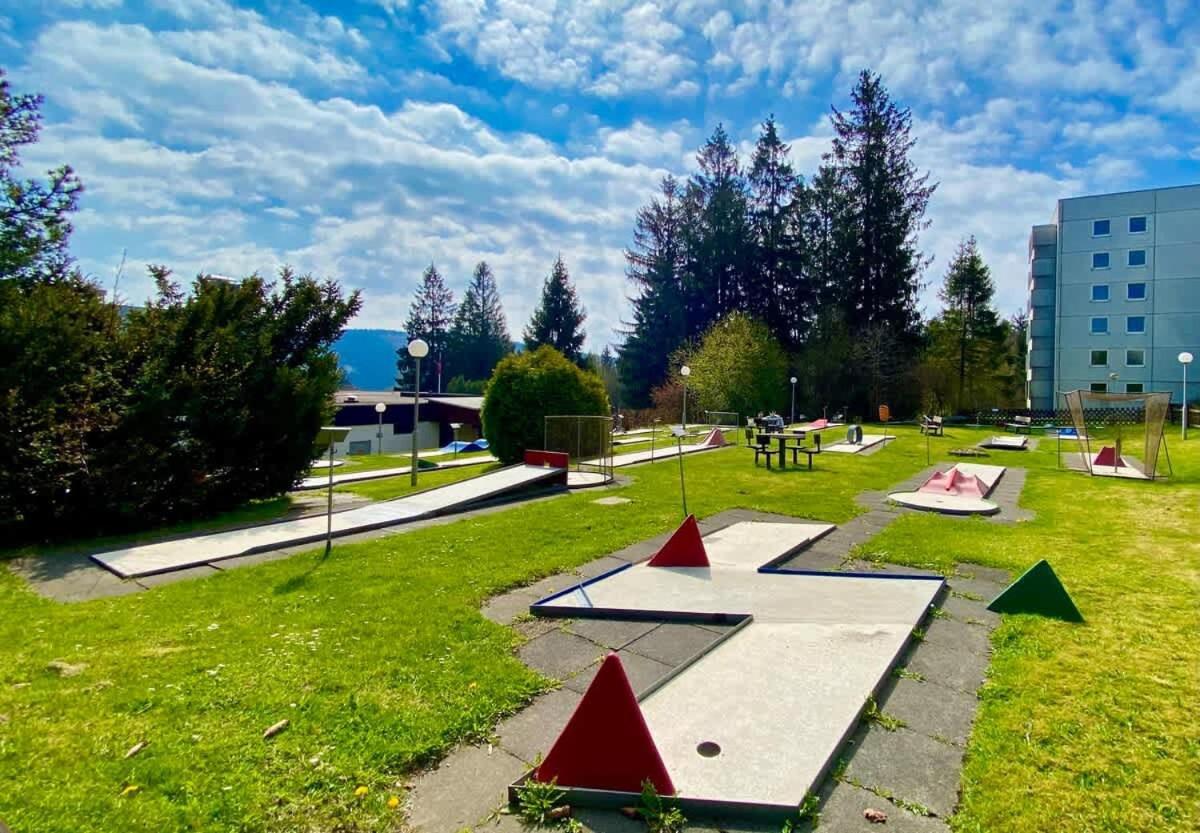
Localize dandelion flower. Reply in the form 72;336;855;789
354;785;369;798
387;796;400;809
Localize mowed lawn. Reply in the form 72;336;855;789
0;425;1197;832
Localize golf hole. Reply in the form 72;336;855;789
696;741;721;758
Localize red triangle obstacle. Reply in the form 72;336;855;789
647;514;709;568
1094;446;1125;467
534;654;675;795
701;427;727;447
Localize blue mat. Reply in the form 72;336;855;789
439;439;490;453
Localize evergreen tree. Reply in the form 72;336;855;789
0;69;83;284
798;164;851;314
619;176;687;406
682;124;752;334
828;70;936;339
937;236;1002;409
447;261;511;382
747;115;803;348
398;263;455;392
524;255;586;364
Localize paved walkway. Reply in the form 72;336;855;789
296;455;495;490
407;469;1031;832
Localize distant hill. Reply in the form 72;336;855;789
333;328;406;390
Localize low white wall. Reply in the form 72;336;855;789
332;421;440;457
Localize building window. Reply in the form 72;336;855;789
1126;349;1145;366
1128;249;1146;267
1093;219;1111;236
1126;383;1144;394
1092;252;1110;269
1129;216;1147;233
1090;350;1108;366
1090;382;1108;393
1127;282;1147;300
1127;315;1146;334
1091;284;1109;302
1090;316;1108;334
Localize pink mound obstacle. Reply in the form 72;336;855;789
701;427;728;447
807;418;829;429
1094;446;1125;467
918;468;988;499
534;653;675;795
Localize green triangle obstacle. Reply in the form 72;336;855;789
986;560;1083;622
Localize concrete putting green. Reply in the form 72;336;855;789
888;463;1007;516
518;520;943;817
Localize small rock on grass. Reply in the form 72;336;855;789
124;741;148;759
864;807;888;823
47;660;87;677
263;719;290;739
548;806;572;820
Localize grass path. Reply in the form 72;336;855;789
1;426;1197;831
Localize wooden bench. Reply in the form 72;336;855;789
920;415;944;436
1005;415;1033;434
790;434;822;470
753;435;779;468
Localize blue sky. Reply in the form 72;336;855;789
3;0;1198;349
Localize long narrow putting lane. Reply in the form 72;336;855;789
93;463;564;579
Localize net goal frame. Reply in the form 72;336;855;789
1060;389;1171;479
544;415;614;487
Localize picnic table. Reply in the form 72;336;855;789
757;431;810;470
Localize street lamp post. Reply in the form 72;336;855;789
450;422;463;459
790;376;797;426
671;425;688;517
680;365;691;431
375;402;386;455
316;426;351;556
1180;352;1194;440
408;338;430;486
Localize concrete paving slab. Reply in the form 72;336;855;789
407;743;526;833
575;556;630;579
563;649;672;695
954;564;1010;584
878;678;979;747
887;491;998;516
922;617;992;657
93;463;564;578
134;564;221;588
296;454;495;489
481;590;539;626
980;435;1027;450
8;554;143;603
624;623;723;666
937;593;999;627
816;781;948;832
945;575;1005;602
517;630;605;680
566;618;658;650
494;687;582;764
842;725;964;818
903;640;989;696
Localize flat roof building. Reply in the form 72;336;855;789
1026;183;1200;410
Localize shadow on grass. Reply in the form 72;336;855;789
273;542;332;595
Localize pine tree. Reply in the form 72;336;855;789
747;115;803;348
524;255;586;363
828;70;936;339
937;236;1003;410
619;176;687;406
447;261;510;382
682;124;752;335
397;263;455;391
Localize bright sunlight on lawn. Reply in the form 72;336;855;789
1;425;1197;832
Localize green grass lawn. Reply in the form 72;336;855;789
1;426;1197;831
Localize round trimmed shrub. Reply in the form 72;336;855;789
482;345;610;464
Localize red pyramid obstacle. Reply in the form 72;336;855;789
647;514;709;568
918;468;987;498
1094;446;1125;468
534;654;675;795
701;427;727;447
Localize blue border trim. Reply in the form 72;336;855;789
531;561;634;607
760;566;945;582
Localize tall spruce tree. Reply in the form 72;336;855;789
937;236;1003;409
447;261;510;382
524;255;586;363
828;70;936;340
682;124;752;335
619;176;687;406
747;115;803;348
398;263;455;391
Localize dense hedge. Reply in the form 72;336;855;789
481;346;609;464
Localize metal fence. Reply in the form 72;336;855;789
544;415;613;487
